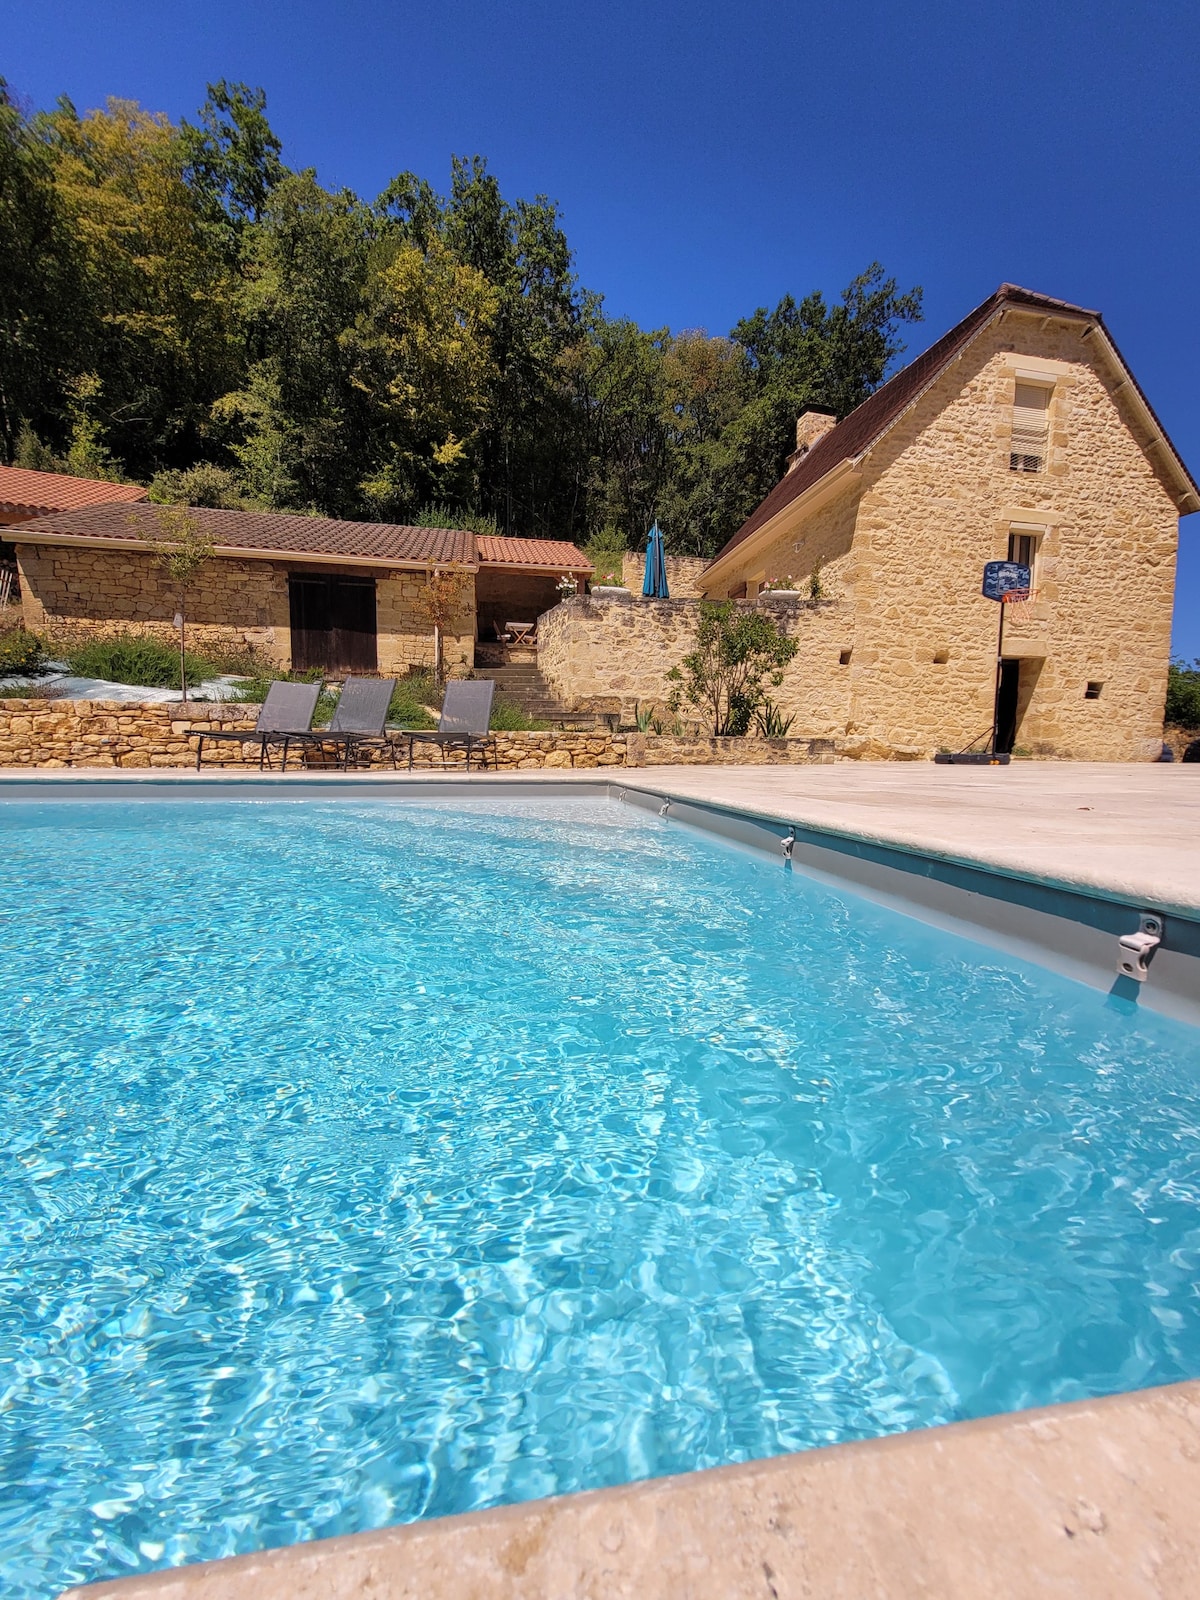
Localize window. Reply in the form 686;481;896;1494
933;648;949;664
839;647;853;666
1007;528;1040;586
1085;681;1103;700
1010;382;1051;472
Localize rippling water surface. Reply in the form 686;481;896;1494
2;796;1199;1596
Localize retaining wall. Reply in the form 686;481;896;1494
0;699;893;770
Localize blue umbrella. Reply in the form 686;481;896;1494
642;521;669;598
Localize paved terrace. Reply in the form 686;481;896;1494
15;759;1195;1599
629;760;1200;916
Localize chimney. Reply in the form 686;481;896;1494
787;408;838;472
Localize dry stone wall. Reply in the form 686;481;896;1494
538;594;857;738
0;699;878;770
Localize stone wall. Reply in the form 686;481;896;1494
0;698;876;769
698;310;1181;761
14;543;474;677
538;593;855;736
619;552;710;598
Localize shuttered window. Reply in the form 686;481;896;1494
1010;382;1051;472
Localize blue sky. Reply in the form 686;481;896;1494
8;0;1200;656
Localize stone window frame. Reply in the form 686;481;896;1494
1007;521;1046;590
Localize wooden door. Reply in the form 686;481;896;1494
289;575;378;672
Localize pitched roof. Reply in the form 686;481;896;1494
709;284;1200;571
11;502;477;567
477;535;592;571
0;465;148;520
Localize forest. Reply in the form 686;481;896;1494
0;78;924;558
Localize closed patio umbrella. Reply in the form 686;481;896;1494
642;521;669;598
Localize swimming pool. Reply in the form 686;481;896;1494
3;795;1199;1597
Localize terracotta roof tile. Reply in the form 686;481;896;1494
11;502;477;567
0;465;148;519
710;283;1198;568
477;535;591;570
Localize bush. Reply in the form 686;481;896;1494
65;635;218;690
667;601;799;735
387;671;438;730
230;668;339;725
0;628;49;678
489;695;546;731
1166;659;1200;729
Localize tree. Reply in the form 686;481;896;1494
667;601;799;735
353;237;499;518
1166;660;1200;729
415;564;473;687
0;79;88;459
147;504;214;704
180;80;285;233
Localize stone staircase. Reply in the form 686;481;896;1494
480;663;614;730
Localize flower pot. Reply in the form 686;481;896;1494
590;585;632;601
761;589;802;600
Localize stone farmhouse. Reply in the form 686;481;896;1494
540;285;1198;761
1;479;590;677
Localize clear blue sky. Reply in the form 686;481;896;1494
8;0;1199;656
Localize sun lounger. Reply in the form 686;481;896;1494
405;678;496;771
298;675;397;769
190;680;322;770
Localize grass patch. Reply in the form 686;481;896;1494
388;671;438;730
489;695;547;731
230;669;339;726
64;635;219;690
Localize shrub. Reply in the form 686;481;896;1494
667;601;798;736
230;668;338;725
65;635;218;690
387;671;438;730
0;628;49;677
1166;659;1200;729
489;695;546;731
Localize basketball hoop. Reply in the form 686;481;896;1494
999;587;1037;622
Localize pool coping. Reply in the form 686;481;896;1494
66;1379;1200;1599
4;769;1197;1023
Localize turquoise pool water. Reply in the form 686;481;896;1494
2;796;1199;1596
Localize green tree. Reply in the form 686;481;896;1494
1166;660;1200;729
353;236;499;517
0;79;88;459
667;601;799;735
148;504;215;704
180;80;285;233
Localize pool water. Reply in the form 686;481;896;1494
2;796;1199;1597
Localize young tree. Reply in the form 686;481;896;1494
667;601;799;736
415;564;473;687
147;505;214;704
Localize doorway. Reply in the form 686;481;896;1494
288;575;377;673
995;658;1022;754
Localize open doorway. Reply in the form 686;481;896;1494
995;659;1022;753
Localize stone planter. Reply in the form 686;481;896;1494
760;589;802;601
589;585;632;601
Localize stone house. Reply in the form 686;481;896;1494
0;466;149;613
542;285;1198;760
6;497;591;677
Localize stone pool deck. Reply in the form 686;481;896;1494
625;760;1200;916
15;760;1198;1599
71;1382;1200;1600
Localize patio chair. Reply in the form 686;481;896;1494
298;675;398;769
189;680;322;771
405;678;496;771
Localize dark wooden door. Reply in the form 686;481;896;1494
289;575;378;672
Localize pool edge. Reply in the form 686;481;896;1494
64;1377;1200;1599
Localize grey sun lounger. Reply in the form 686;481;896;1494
405;678;496;771
298;675;397;769
190;680;322;770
